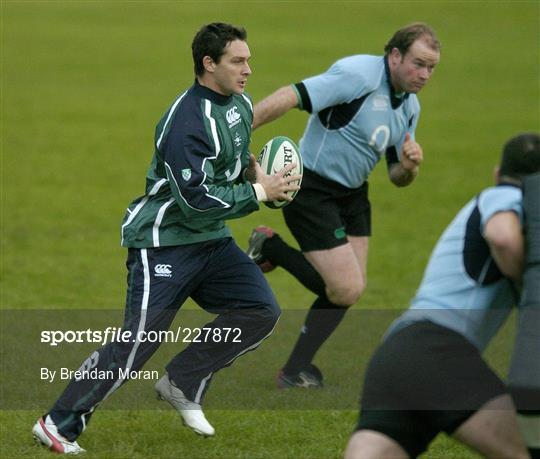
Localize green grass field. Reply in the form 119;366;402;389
1;1;538;458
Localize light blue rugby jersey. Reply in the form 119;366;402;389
387;185;524;351
296;55;420;188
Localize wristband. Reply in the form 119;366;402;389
252;183;267;202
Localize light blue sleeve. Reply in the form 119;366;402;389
478;186;523;231
408;97;421;141
302;56;377;113
395;97;421;155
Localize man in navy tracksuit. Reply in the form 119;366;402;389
32;22;300;454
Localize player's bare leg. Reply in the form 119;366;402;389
344;430;409;459
453;394;530;459
304;236;368;306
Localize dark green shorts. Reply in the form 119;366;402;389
283;168;370;252
357;320;507;457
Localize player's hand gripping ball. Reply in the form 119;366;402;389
257;136;303;209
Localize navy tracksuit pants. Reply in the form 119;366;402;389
49;237;280;441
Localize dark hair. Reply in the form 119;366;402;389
192;23;247;76
384;23;440;56
499;133;540;179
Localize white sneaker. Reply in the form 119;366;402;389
155;374;215;437
32;415;86;454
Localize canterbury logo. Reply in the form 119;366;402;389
226;106;241;127
154;264;172;278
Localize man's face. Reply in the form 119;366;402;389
389;38;440;94
210;39;251;96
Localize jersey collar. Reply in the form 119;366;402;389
384;56;410;110
193;79;233;106
497;181;522;189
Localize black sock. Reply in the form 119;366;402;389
283;297;348;374
261;234;326;297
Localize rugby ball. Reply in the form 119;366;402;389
257;136;303;209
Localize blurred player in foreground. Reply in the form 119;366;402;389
32;22;299;454
345;133;540;459
246;23;440;388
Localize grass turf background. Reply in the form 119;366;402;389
1;1;538;457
